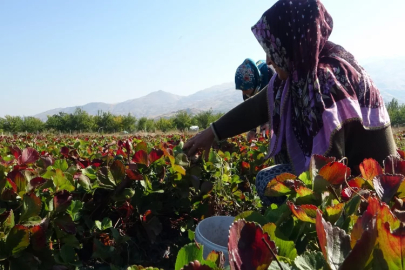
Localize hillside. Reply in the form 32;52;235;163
34;58;405;120
362;56;405;103
34;83;241;121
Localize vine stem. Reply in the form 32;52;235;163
340;156;367;201
328;185;341;203
114;217;122;228
262;237;283;270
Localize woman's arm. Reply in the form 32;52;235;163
183;87;270;159
213;88;269;140
242;93;257;134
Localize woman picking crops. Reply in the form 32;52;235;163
183;0;397;206
235;58;275;141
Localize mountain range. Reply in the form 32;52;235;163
362;57;405;103
34;83;241;121
34;57;405;121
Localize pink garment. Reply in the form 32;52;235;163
251;0;390;174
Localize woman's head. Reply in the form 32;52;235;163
235;58;261;97
256;60;276;87
252;0;333;78
266;55;288;80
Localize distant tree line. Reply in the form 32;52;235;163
386;98;405;126
0;108;224;134
2;98;403;134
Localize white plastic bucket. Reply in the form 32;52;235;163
194;215;235;266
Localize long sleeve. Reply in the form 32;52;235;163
242;93;257;133
212;87;269;140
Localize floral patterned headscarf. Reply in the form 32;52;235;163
251;0;390;174
235;58;261;92
257;60;273;90
235;58;272;93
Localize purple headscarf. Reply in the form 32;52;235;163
251;0;390;174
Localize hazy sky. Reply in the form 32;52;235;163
1;0;404;117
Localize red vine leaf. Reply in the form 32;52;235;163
126;169;143;180
397;149;405;160
341;187;353;202
287;201;319;223
132;150;150;167
116;147;127;159
135;141;148;153
315;210;351;270
347;177;366;188
340;216;377;270
359;158;383;187
30;218;49;251
53;191;73;213
54;214;76;234
29;177;46;192
228;219;277;270
5;224;30;255
309;155;336;181
124;139;133;156
319;162;351;185
265;172;297;196
149;149;164;164
9;146;21;160
272;172;297;182
384;155;405;175
18;147;39;165
20;193;42;222
60;146;69;158
376;222;405;269
373;174;404;203
325;203;344;224
351;197;400;248
111;160;125;183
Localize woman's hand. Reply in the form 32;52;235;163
260;123;270;137
183;127;215;161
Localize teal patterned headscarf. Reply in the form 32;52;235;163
235;58;260;92
235;58;270;92
256;60;271;89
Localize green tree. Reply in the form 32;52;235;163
121;113;137;132
173;111;192;131
386;98;405;126
3;115;23;133
68;108;95;132
136;117;155;132
113;115;123;132
94;111;117;133
155;117;173;132
21;117;45;133
137;117;148;131
46;112;69;132
192;110;215;129
144;119;155;132
0;118;5;132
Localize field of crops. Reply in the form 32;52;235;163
0;133;270;269
0;132;405;269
